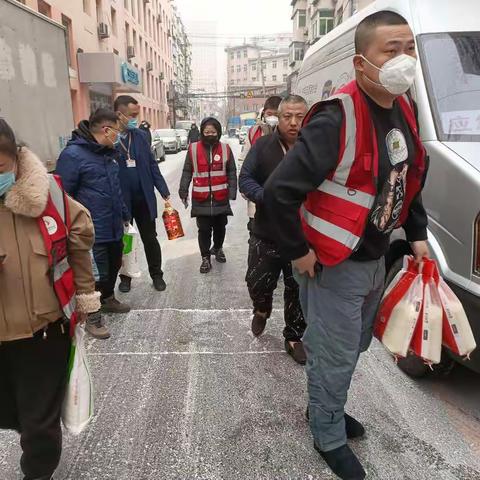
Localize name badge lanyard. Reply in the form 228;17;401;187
119;135;134;163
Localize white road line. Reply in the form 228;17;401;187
88;350;286;357
128;308;283;314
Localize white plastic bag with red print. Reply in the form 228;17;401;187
437;272;477;358
410;259;443;364
374;256;423;358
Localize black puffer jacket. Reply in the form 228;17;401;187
179;117;237;217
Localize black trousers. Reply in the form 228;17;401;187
0;320;71;479
92;240;123;301
246;236;306;342
196;214;228;257
123;198;163;280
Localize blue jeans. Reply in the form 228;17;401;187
294;258;385;451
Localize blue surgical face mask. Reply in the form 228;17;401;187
127;118;138;129
0;171;15;197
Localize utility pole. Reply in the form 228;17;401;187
258;47;266;97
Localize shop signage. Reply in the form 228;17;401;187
121;62;140;87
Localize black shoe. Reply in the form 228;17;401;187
119;275;131;293
153;276;167;291
211;247;227;263
200;256;212;274
314;443;366;480
251;312;267;336
24;476;53;480
306;409;365;440
284;340;306;365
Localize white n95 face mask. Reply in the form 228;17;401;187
361;54;417;95
265;115;279;127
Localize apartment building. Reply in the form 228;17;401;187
289;0;373;90
16;0;184;128
225;34;292;120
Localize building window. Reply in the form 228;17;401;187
283;74;287;82
243;65;247;72
283;58;288;68
237;65;241;73
83;0;90;15
272;75;277;82
243;50;247;58
252;64;256;71
231;66;234;73
237;51;241;59
320;9;335;34
230;53;234;60
252;77;256;82
298;10;306;28
111;7;117;36
272;61;277;69
38;0;52;17
61;15;73;65
294;48;304;62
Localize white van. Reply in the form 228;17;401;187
295;0;480;375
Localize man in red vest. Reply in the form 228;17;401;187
265;12;429;480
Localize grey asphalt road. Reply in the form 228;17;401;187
2;139;480;480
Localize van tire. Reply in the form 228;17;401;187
397;350;455;378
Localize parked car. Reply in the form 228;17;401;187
295;0;480;376
151;137;166;163
176;129;189;150
153;129;180;154
239;126;251;145
175;120;196;131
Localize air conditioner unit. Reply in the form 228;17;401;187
98;23;110;39
159;72;165;80
146;61;153;72
127;46;136;59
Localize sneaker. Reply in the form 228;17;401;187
211;248;227;263
306;409;365;439
284;340;307;365
153;276;167;292
86;312;110;340
119;275;131;293
101;296;131;314
200;256;212;274
314;443;366;480
251;311;267;336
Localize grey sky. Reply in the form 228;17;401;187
175;0;292;90
175;0;292;39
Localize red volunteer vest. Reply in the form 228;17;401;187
190;141;229;202
36;175;78;335
248;125;263;146
301;80;426;266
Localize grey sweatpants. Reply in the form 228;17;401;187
294;258;385;452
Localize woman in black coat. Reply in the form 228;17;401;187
179;117;237;273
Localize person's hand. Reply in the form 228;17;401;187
292;249;318;278
411;240;430;264
182;198;189;209
163;195;171;202
77;312;88;325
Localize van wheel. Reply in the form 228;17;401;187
397;350;455;378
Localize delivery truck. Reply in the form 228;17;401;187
295;0;480;376
0;0;73;171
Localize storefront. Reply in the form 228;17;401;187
77;52;142;112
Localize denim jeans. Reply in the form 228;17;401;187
294;258;385;451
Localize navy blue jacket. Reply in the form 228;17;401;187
56;122;130;244
116;128;170;220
